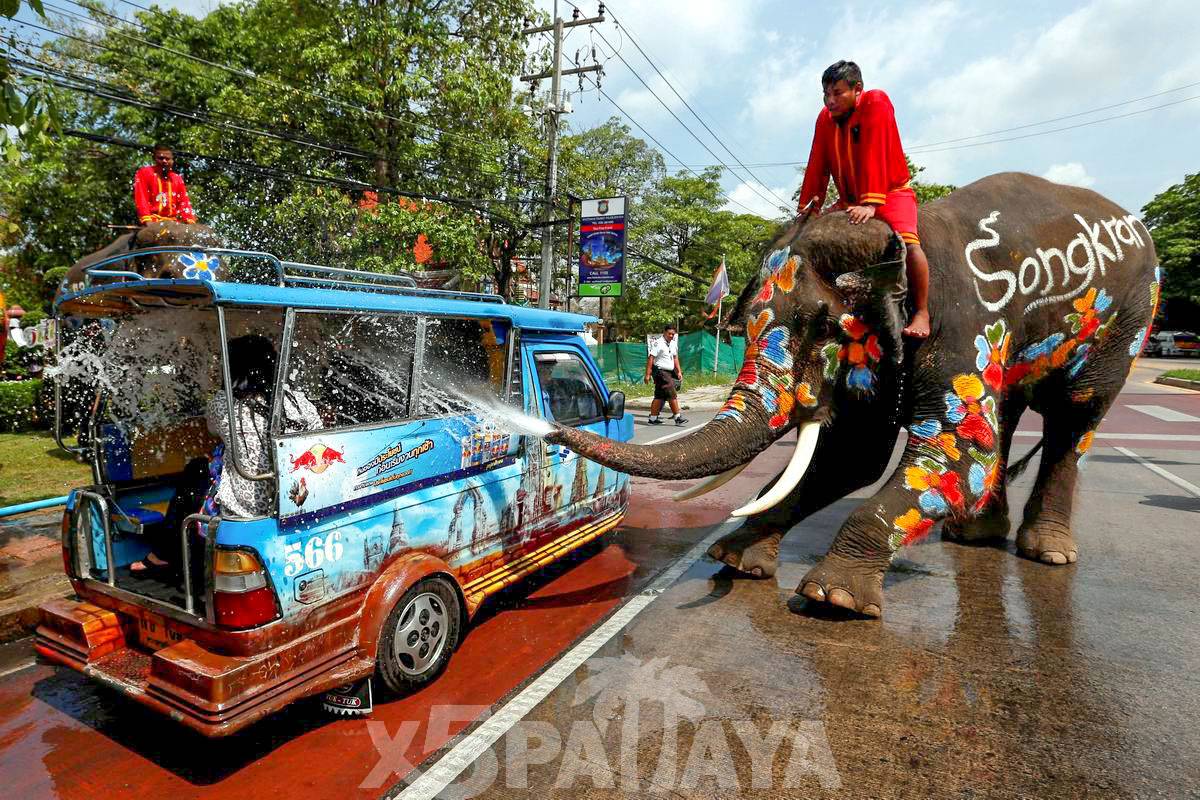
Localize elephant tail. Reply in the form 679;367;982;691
1005;439;1043;483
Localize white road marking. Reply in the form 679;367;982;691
643;425;700;444
1114;446;1200;498
395;518;738;800
0;659;36;680
1127;405;1200;423
1013;431;1200;442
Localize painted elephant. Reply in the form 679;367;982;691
548;172;1159;618
60;220;224;297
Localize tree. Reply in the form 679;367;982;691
908;157;955;205
1142;172;1200;303
0;0;542;306
1;0;57;162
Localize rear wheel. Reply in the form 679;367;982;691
376;576;461;694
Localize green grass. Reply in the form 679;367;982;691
0;431;92;507
1161;369;1200;382
607;372;735;400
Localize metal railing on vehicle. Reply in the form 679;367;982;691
77;246;506;304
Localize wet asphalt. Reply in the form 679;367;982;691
0;359;1197;798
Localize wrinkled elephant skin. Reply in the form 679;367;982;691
548;172;1159;618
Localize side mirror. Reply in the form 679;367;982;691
604;390;625;420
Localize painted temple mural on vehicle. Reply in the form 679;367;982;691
246;415;629;616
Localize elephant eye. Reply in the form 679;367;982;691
819;316;841;340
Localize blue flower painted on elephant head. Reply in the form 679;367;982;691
761;247;791;278
759;327;792;372
180;251;220;281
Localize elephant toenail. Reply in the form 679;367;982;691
828;588;856;610
800;582;825;601
862;604;882;618
1067;551;1077;563
1041;551;1067;565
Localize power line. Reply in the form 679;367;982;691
15;5;528;163
592;1;792;209
906;92;1200;155
577;71;765;218
62;128;538;226
2;26;546;188
3;44;546;200
655;79;1200;168
906;79;1200;150
583;24;788;213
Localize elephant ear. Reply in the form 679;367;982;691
832;232;908;365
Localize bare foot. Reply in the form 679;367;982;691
130;553;170;574
903;309;931;338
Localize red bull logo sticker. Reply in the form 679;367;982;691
290;443;346;474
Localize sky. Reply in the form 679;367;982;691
40;0;1200;220
522;0;1200;219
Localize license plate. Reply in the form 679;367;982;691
136;611;177;651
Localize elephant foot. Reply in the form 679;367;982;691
706;527;781;578
943;510;1011;544
1016;523;1078;565
796;554;885;618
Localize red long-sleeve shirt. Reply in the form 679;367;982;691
798;89;911;210
133;165;196;224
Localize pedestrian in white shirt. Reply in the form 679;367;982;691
643;324;688;426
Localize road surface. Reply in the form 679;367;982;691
1;357;1197;798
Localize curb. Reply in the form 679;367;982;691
1155;376;1200;391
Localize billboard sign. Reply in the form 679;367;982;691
578;196;626;297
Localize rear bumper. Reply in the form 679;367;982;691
35;597;373;737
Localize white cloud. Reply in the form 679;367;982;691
1041;162;1095;188
744;0;966;133
722;180;793;220
912;0;1200;182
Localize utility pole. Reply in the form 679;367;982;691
521;2;605;308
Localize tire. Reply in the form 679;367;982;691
376;575;462;694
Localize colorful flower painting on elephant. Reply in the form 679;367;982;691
1005;287;1119;388
821;314;882;395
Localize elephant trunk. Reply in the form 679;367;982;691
545;388;780;481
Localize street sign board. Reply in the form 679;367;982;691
578;196;626;297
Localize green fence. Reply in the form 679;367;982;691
588;330;746;383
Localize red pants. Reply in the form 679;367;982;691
872;186;920;246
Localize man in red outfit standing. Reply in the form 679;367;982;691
797;61;931;338
133;143;197;225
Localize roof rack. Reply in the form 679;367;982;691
278;261;506;304
79;246;506;304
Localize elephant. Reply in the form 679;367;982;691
548;172;1159;618
59;220;225;298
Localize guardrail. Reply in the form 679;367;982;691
0;496;69;519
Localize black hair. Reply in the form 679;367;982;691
227;334;277;401
152;143;173;154
821;60;862;89
662;324;677;332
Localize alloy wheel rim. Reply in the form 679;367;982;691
392;591;448;675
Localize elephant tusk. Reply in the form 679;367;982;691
730;421;821;518
672;461;751;502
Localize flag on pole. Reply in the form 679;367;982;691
705;258;730;306
703;258;730;320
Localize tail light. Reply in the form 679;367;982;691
212;548;279;629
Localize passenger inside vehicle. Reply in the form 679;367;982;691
205;334;321;519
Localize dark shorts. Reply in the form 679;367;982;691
652;367;679;401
